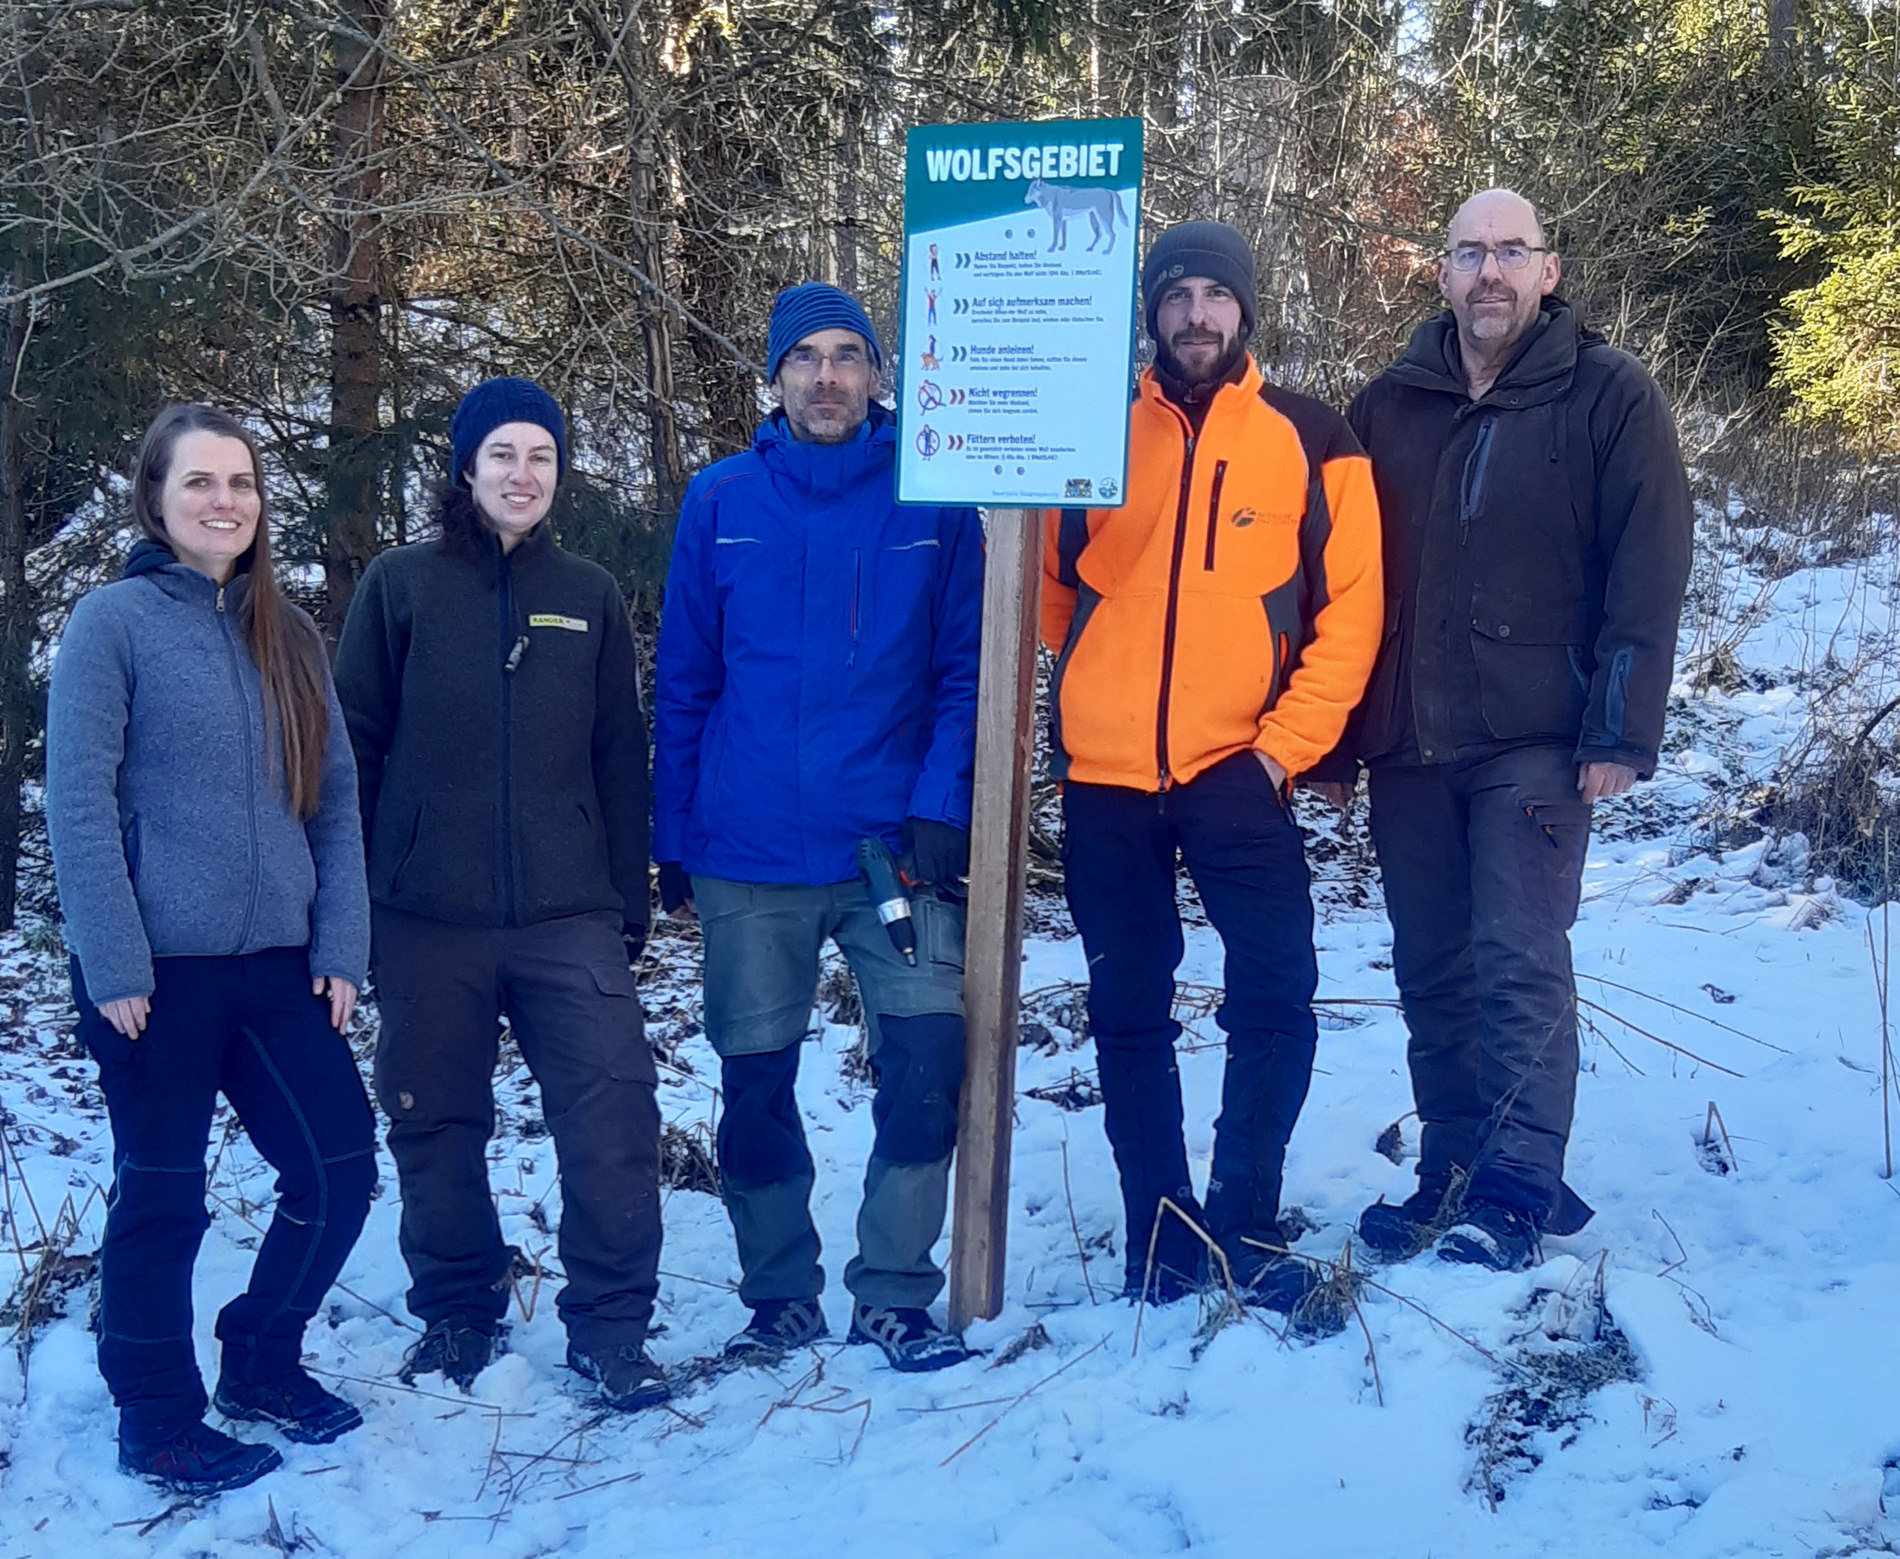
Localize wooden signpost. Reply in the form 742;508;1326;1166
947;507;1043;1329
893;118;1143;1328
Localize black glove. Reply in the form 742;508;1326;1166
623;926;647;967
657;861;693;915
902;817;970;887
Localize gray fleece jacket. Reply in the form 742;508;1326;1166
46;541;370;1004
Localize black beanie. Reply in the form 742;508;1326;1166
1141;220;1258;340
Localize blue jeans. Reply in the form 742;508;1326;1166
72;947;377;1445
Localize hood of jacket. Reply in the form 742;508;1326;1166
123;537;255;612
753;401;896;498
1386;297;1602;411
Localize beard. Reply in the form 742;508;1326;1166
1156;327;1249;389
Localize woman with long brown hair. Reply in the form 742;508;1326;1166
46;404;375;1495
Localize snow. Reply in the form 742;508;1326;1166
2;542;1898;1558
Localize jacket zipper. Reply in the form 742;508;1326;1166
498;551;516;925
1202;459;1228;571
1460;416;1497;546
848;549;862;667
216;584;262;953
1155;414;1198;787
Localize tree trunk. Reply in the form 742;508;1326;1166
324;0;386;639
627;67;683;518
1766;0;1797;74
0;292;35;932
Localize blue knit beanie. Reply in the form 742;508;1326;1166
765;283;882;383
450;377;568;487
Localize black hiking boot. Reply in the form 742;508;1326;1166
1229;1248;1321;1316
567;1342;671;1412
118;1420;282;1495
1122;1240;1208;1306
1436;1200;1540;1272
1358;1181;1457;1263
213;1367;363;1445
724;1299;829;1363
400;1321;503;1392
847;1304;972;1373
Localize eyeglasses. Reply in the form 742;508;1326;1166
1445;241;1549;272
782;343;868;373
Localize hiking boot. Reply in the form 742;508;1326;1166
1122;1252;1205;1308
847;1304;972;1373
213;1367;362;1445
724;1298;829;1363
1229;1248;1321;1315
567;1342;671;1413
1358;1181;1457;1263
1436;1200;1540;1272
400;1321;503;1392
118;1420;282;1495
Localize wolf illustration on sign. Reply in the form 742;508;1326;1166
1024;178;1128;253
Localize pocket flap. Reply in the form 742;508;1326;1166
588;962;640;999
1471;612;1591;647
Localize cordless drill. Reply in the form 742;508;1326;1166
857;835;917;965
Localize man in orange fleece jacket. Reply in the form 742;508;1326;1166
1043;220;1382;1317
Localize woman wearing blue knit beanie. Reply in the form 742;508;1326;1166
333;376;669;1413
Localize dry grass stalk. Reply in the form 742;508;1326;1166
553;1470;643;1502
1701;1101;1741;1175
1131;1196;1238;1357
1059;1138;1098;1305
1337;1242;1384;1407
1871;901;1895;1179
939;1335;1108;1467
1577;996;1744;1078
510;1245;551;1325
1575;973;1788;1053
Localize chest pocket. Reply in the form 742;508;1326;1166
1198;458;1301;597
712;519;801;622
870;531;942;644
519;605;601;692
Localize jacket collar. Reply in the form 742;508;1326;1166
1386;297;1590;410
124;537;254;611
754;401;896;496
1139;354;1265;420
472;515;556;572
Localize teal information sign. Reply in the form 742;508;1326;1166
896;117;1144;508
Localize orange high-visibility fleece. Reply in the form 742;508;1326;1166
1042;361;1383;791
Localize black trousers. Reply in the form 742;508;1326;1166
72;947;377;1445
371;906;663;1355
1063;753;1320;1283
1367;743;1594;1232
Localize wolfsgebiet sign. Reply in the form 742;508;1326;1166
897;118;1144;508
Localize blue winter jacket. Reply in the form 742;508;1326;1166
47;541;370;1004
653;406;984;885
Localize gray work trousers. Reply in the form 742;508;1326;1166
694;876;966;1310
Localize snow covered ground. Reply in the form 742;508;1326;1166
2;537;1898;1558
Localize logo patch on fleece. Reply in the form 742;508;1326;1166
529;614;589;633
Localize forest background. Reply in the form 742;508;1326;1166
2;0;1897;939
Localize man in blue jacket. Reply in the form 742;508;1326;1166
655;283;983;1372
